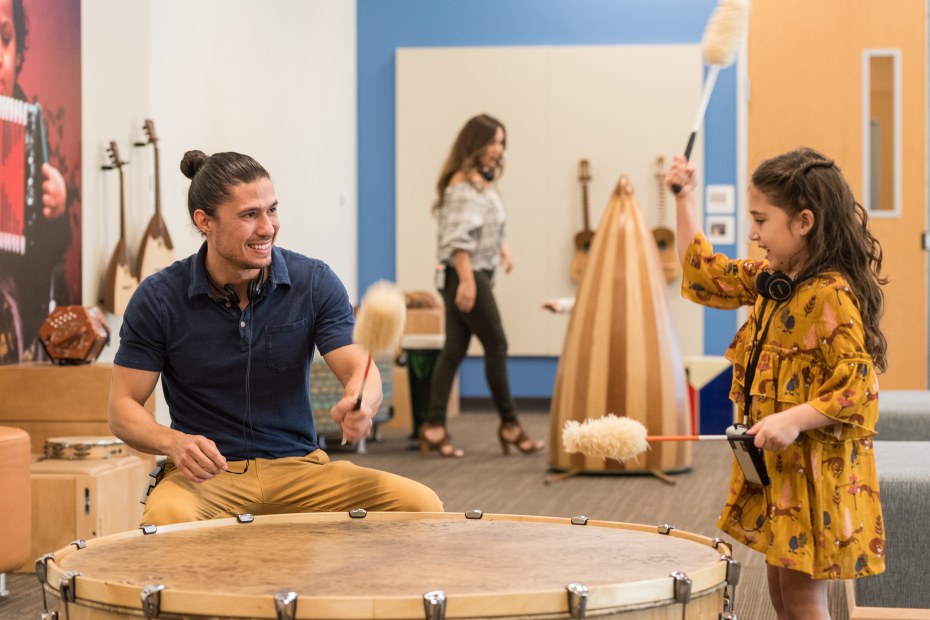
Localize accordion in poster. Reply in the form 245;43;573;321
0;95;48;258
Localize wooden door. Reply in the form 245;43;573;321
748;0;926;388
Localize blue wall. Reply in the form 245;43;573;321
357;0;738;397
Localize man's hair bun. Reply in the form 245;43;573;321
180;150;208;180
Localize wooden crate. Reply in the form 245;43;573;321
17;454;149;572
0;362;154;454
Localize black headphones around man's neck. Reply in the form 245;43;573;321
204;266;264;306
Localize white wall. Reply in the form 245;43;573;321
82;0;358;310
82;1;358;423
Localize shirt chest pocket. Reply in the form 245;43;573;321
265;320;308;372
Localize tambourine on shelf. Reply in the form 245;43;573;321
39;305;111;365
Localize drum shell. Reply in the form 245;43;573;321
42;512;731;619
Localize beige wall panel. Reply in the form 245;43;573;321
397;45;703;357
749;0;926;388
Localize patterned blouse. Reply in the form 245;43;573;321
436;182;506;272
682;233;885;580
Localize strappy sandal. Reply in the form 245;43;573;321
419;424;464;458
498;421;544;456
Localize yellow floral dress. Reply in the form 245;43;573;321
682;233;885;579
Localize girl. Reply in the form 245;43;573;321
667;148;886;619
420;114;544;458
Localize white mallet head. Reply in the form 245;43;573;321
702;0;749;67
562;414;649;462
353;280;406;355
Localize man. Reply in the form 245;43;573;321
108;149;442;525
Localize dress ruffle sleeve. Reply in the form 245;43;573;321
681;232;766;310
806;282;879;440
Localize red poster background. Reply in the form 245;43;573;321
0;0;81;363
17;0;82;304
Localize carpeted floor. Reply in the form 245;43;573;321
0;407;850;619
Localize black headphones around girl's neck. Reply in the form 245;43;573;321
478;167;495;182
756;270;797;302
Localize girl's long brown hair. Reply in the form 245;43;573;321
433;114;505;213
752;147;888;372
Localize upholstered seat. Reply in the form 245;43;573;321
0;425;31;596
851;441;930;614
876;390;930;441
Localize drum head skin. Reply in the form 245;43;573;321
46;512;731;619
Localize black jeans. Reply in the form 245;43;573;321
426;266;517;426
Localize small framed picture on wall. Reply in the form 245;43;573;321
705;184;735;214
706;215;735;245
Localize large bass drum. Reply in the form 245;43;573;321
39;511;739;619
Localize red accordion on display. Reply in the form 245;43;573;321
1;95;46;257
39;306;111;365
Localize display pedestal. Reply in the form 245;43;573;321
683;355;732;434
386;307;459;432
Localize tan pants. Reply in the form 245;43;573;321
142;449;443;526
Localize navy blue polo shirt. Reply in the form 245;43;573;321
115;243;354;460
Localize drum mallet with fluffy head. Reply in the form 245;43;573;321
341;280;406;444
672;0;749;193
352;280;407;410
562;414;727;462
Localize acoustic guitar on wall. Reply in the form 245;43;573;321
569;159;594;283
102;141;139;315
652;156;681;282
136;119;175;281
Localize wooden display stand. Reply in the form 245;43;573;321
0;362;155;454
386;306;459;431
17;454;149;572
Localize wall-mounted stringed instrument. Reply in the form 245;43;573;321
569;159;594;283
652;156;681;282
136;119;175;280
102;141;139;315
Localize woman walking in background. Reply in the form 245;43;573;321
420;114;544;458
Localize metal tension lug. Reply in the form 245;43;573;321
35;553;56;613
723;556;742;586
465;509;483;520
59;571;79;603
671;571;692;620
348;508;368;519
566;583;589;619
274;591;298;620
658;524;676;535
140;524;158;535
59;571;80;620
141;584;165;619
423;590;447;620
570;516;589;526
237;513;255;524
721;556;742;616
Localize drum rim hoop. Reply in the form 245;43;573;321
45;512;730;618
